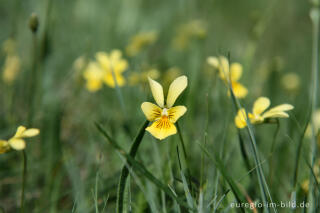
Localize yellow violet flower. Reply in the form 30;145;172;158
141;76;188;140
173;20;207;50
83;50;128;92
235;97;294;129
0;126;40;154
95;50;127;88
207;56;248;99
2;55;21;85
83;62;105;92
129;69;160;86
126;31;158;57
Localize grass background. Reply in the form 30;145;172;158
0;0;318;212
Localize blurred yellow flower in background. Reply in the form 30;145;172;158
2;38;16;55
83;50;128;92
129;68;160;86
235;97;294;128
301;159;320;193
281;72;300;93
0;126;40;154
141;76;188;140
173;20;207;50
126;31;158;57
2;38;21;85
73;55;87;72
83;62;105;92
2;55;21;85
207;56;248;99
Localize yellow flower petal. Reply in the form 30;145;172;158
168;106;187;123
113;60;128;73
235;108;247;129
253;97;270;115
230;63;243;81
20;128;40;138
146;117;177;140
207;57;219;68
166;75;188;108
0;140;10;154
86;80;103;92
262;104;294;119
110;49;122;60
8;138;26;150
218;56;229;81
14;126;27;138
148;77;164;107
262;111;289;119
95;52;111;71
104;73;126;88
231;82;248;99
141;102;162;121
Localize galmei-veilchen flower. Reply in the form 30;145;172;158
0;126;40;154
235;97;294;128
83;50;128;92
141;76;188;140
207;56;248;99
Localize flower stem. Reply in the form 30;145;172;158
176;122;192;193
309;4;320;211
20;150;27;213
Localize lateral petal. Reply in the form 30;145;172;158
168;106;187;123
141;102;162;121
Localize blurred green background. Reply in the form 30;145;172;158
0;0;317;212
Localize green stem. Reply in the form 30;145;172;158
27;31;38;126
20;150;27;213
309;5;320;211
176;122;194;198
116;120;149;213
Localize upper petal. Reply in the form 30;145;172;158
14;126;26;138
95;52;110;71
146;118;177;140
253;97;270;115
166;75;188;108
141;102;162;121
230;63;243;81
148;77;164;107
168;106;187;123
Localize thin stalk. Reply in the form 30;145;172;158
176;122;192;193
309;5;320;212
27;31;38;126
20;150;27;213
227;55;275;212
116;120;149;213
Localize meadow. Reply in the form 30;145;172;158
0;0;319;212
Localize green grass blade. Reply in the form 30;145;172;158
197;142;246;213
95;122;193;210
96;120;148;213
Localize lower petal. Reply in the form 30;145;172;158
146;118;177;140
